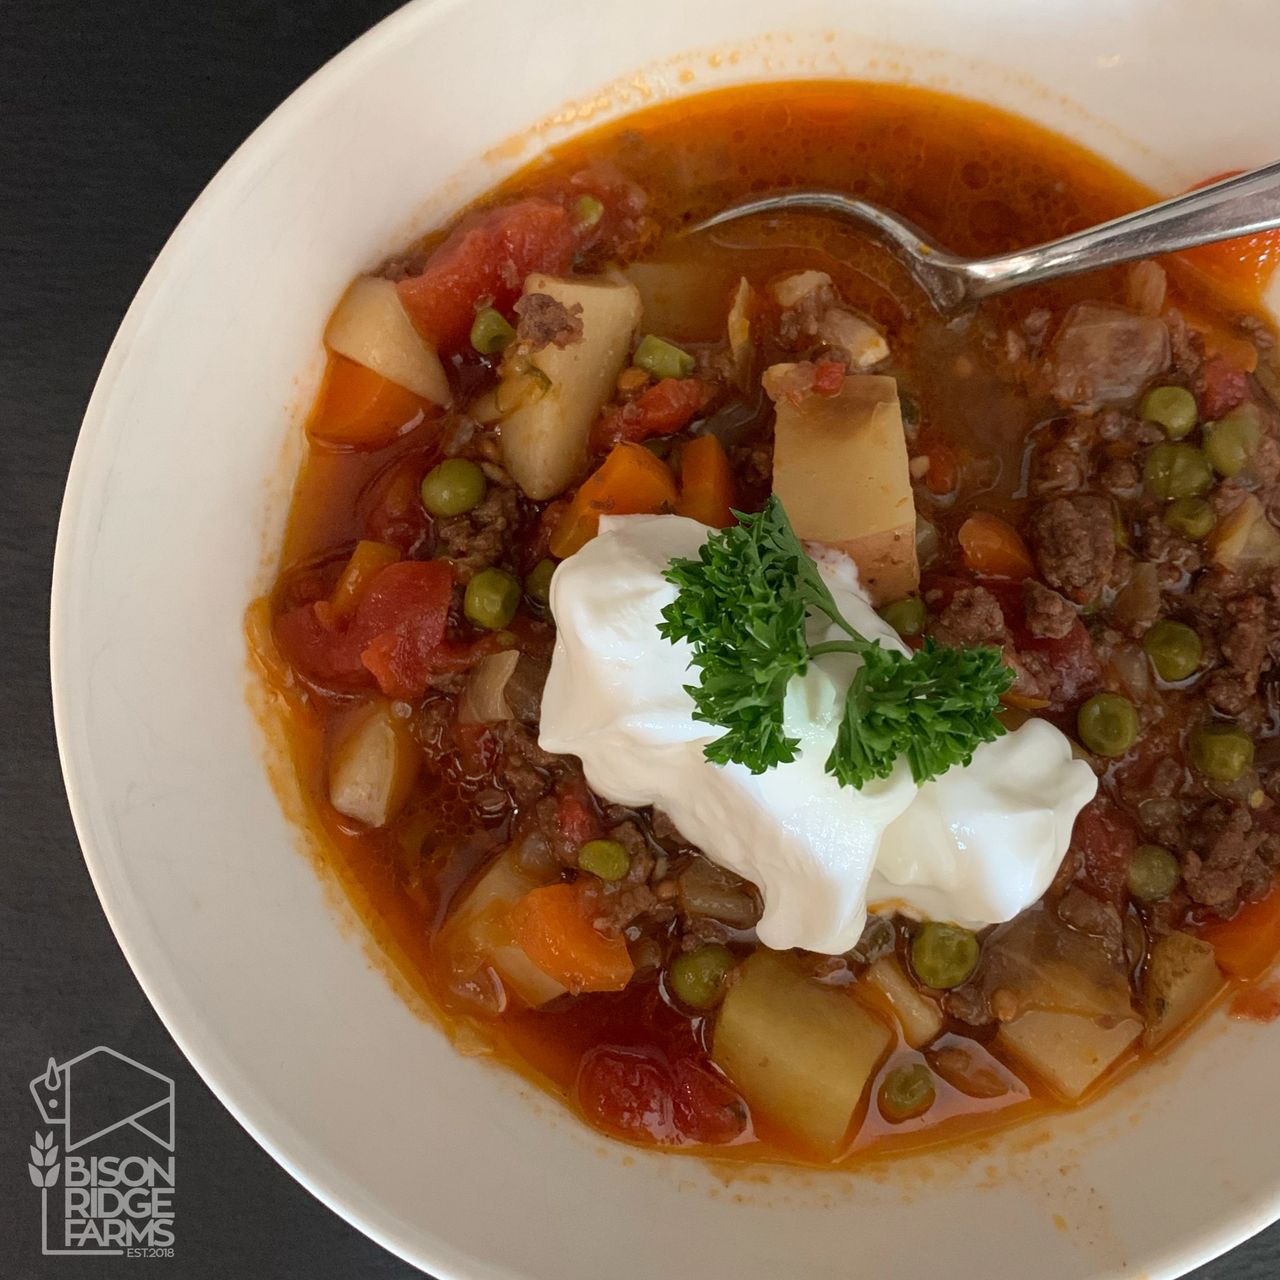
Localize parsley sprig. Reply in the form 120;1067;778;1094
659;496;1013;789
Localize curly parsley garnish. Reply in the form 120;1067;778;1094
658;496;1013;789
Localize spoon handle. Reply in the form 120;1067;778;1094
962;160;1280;299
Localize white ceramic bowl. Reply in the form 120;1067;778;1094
52;1;1280;1276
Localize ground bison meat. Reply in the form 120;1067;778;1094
1054;886;1124;961
1205;594;1271;716
514;292;583;349
1181;803;1275;914
1023;580;1076;639
932;586;1008;648
1029;494;1116;603
495;720;560;806
433;486;522;582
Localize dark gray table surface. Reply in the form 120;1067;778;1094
2;3;1277;1276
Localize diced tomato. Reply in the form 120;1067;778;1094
669;1058;749;1146
591;378;715;453
920;439;960;495
1198;355;1248;421
577;1046;677;1144
576;1046;747;1146
328;540;400;621
1069;796;1137;908
923;574;1101;713
274;559;454;697
811;359;847;396
359;458;430;554
396;199;578;352
556;779;604;849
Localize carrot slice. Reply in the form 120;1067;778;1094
510;883;635;994
1198;887;1280;980
328;540;401;621
676;434;737;529
309;354;427;449
549;442;678;558
958;513;1035;580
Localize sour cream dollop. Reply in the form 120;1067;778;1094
539;515;1097;954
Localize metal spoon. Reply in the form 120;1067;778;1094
689;160;1280;314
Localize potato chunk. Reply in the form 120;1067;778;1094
997;1008;1142;1101
440;851;568;1009
325;276;451;405
327;700;418;828
1143;931;1223;1048
862;956;944;1049
501;273;642;500
713;951;891;1158
770;372;918;604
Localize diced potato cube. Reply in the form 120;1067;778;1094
1143;932;1223;1049
325;276;451;406
327;700;418;828
441;851;568;1008
771;372;918;604
501;273;642;500
713;951;892;1158
770;269;831;309
862;957;944;1049
997;1009;1141;1101
1210;493;1280;574
622;257;738;340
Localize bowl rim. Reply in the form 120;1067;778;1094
48;2;1280;1276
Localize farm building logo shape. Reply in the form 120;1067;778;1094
28;1047;176;1256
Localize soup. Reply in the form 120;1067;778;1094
251;81;1280;1165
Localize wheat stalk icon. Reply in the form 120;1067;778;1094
29;1131;60;1189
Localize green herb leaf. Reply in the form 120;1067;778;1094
660;496;1013;788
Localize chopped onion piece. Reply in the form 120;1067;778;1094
458;650;520;725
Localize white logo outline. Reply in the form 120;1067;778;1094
28;1046;177;1257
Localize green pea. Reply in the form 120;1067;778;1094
578;838;630;882
1190;725;1254;782
1163;497;1216;540
633;334;695;381
1139;385;1198;440
880;596;927;638
421;458;487;517
1203;406;1261;478
470;306;516;355
911;923;980;990
1143;620;1203;682
1077;692;1139;757
1144;443;1213;502
668;945;735;1009
573;194;604;227
463;568;521;631
524;558;556;605
1127;844;1181;903
878;1063;936;1123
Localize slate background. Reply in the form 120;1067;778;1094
1;2;1277;1275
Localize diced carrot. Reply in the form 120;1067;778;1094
1198;887;1280;980
958;513;1035;580
676;435;737;528
309;354;427;449
549;443;678;558
510;883;635;994
328;540;401;621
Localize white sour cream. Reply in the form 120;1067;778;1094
539;514;1097;954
